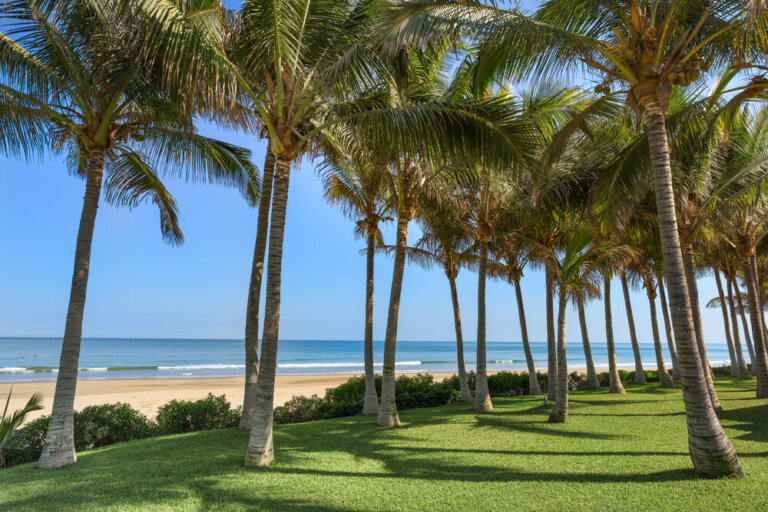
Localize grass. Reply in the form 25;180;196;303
1;378;767;511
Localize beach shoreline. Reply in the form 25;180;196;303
0;366;675;421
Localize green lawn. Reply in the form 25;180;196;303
2;378;767;511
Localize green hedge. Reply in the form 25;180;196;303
1;394;240;470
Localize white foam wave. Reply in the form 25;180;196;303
157;364;246;370
0;367;29;373
278;361;422;368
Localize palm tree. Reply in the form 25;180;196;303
734;280;758;375
715;107;768;398
657;274;681;380
602;272;625;394
1;389;42;468
619;270;647;384
532;229;633;423
388;0;746;478
627;261;675;387
239;139;276;430
322;153;390;414
384;194;475;401
488;234;543;395
0;0;256;469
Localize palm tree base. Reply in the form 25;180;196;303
376;408;400;427
548;411;566;423
459;391;474;402
244;445;274;468
609;384;626;394
473;395;493;412
362;397;380;415
38;423;77;469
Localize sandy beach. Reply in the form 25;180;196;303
1;373;457;420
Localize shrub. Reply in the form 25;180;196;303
274;374;460;425
74;403;156;450
156;394;240;434
2;403;155;469
0;416;49;468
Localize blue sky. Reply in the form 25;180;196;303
0;0;731;345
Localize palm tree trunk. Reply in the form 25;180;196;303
545;265;558;401
735;287;757;376
514;278;542;394
376;216;409;427
620;271;646;384
641;97;742;477
549;290;569;423
577;297;600;389
603;275;625;394
244;156;291;467
714;271;739;378
474;240;493;412
726;277;752;380
363;230;380;414
646;287;674;388
658;278;681;380
750;254;768;354
448;273;472;402
240;147;276;430
680;242;722;413
738;250;768;398
39;148;106;469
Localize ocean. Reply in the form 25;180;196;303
0;337;734;382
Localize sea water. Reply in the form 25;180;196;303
0;337;734;382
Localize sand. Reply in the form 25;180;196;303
0;373;457;420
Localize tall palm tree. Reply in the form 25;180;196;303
239;138;277;430
619;269;647;384
322;152;390;414
388;0;746;478
0;0;256;469
234;0;514;459
531;230;633;423
716;107;768;398
488;234;543;395
384;194;475;401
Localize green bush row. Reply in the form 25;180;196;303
1;394;240;469
2;366;696;468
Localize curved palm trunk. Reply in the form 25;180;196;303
245;156;291;467
448;273;472;402
681;243;721;413
738;251;768;398
545;266;557;401
474;240;493;412
603;276;625;394
577;297;600;389
726;277;752;380
376;216;409;427
620;272;646;384
514;278;542;395
240;148;276;430
39;148;105;469
735;288;757;376
646;288;674;388
362;231;380;414
548;290;569;423
642;98;742;477
658;279;681;380
714;271;739;378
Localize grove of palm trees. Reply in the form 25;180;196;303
4;0;768;509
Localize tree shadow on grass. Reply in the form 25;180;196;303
718;403;768;442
